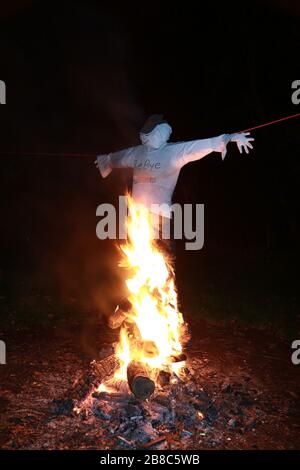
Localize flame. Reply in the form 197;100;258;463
113;196;186;384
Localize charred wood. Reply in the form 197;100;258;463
127;361;155;401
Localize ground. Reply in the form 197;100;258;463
0;310;299;450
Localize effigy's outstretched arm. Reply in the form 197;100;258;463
95;147;136;178
176;132;254;167
229;132;254;156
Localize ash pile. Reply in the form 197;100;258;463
60;347;269;450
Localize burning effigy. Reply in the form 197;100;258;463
73;115;254;412
70;114;256;444
90;114;253;400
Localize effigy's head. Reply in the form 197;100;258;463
140;114;172;149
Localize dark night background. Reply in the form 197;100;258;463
0;0;299;336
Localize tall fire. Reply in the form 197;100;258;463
113;197;187;385
91;196;189;402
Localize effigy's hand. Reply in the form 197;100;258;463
230;132;254;154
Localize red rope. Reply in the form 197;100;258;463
238;111;300;133
1;112;300;158
0;151;95;158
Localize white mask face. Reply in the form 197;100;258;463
140;123;172;149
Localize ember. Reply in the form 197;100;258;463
68;351;280;450
2;321;299;450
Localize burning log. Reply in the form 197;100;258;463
108;298;132;329
170;353;187;363
93;354;120;383
127;361;155;401
110;379;130;394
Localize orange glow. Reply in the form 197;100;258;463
112;196;186;384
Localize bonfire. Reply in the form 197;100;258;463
100;196;188;400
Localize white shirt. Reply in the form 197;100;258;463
97;124;229;218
